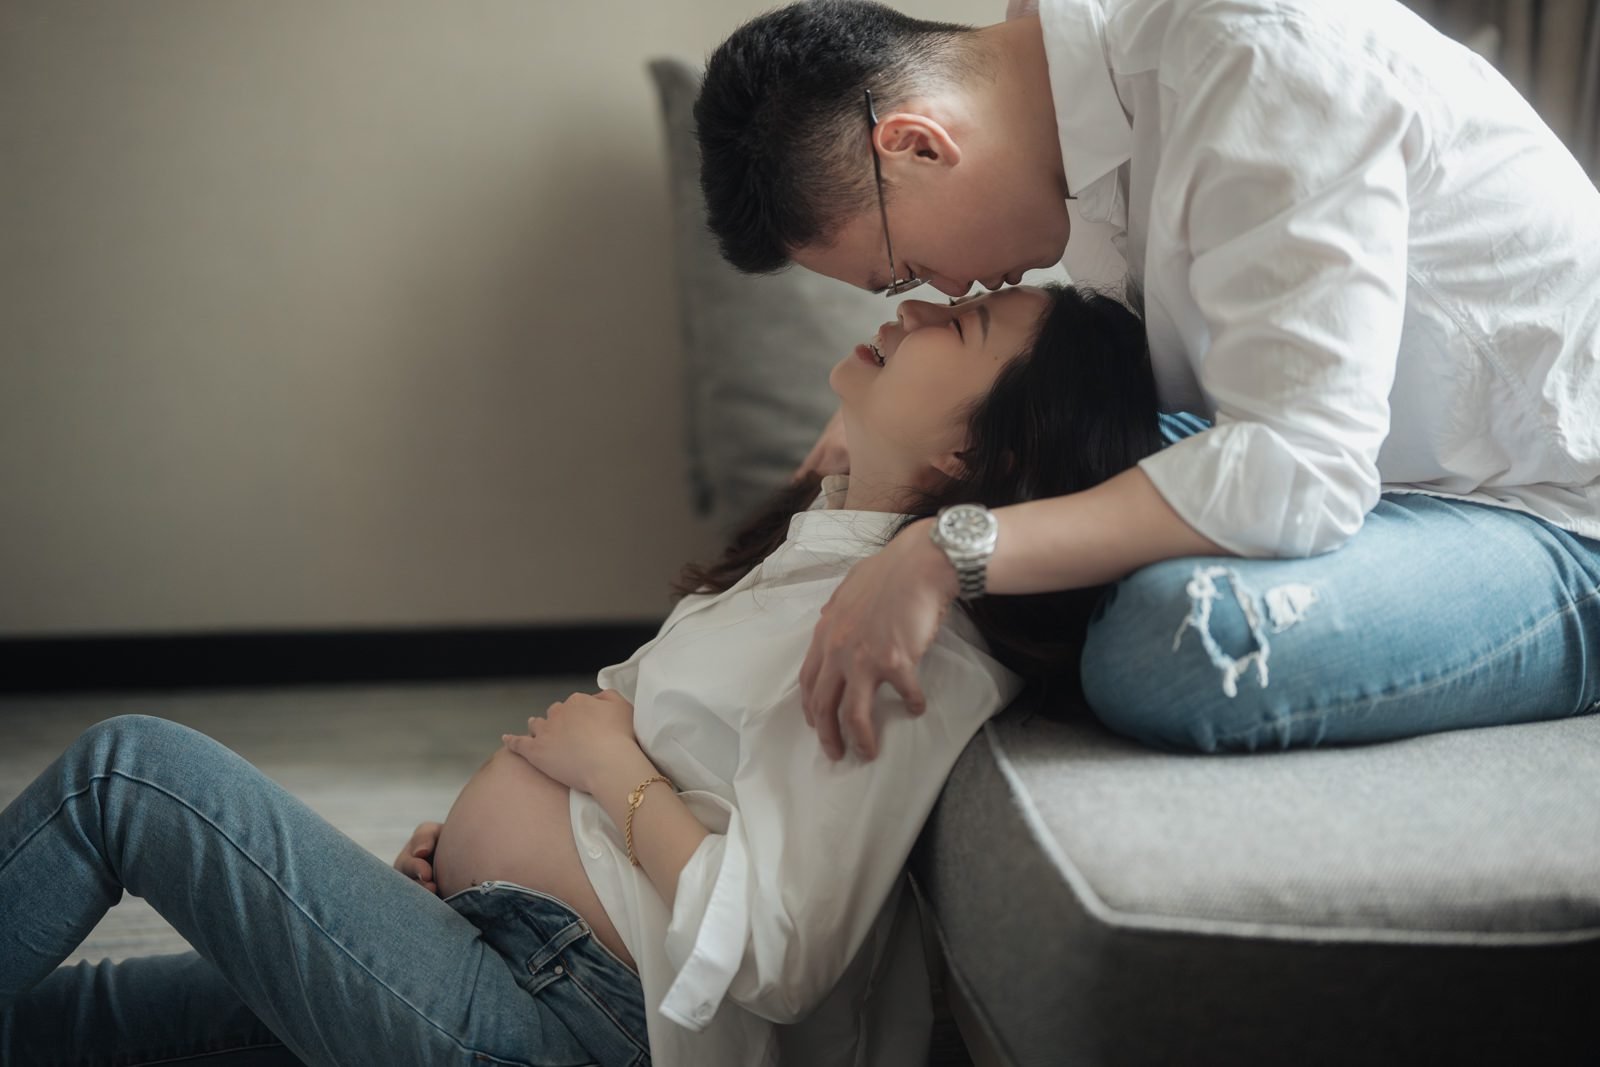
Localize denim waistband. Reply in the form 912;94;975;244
445;880;650;1067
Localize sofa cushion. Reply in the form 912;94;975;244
914;699;1600;1065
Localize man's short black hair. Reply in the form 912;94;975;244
694;0;978;275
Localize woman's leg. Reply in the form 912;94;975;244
1081;494;1600;751
6;951;304;1065
0;714;614;1066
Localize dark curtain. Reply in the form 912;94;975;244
1405;0;1600;181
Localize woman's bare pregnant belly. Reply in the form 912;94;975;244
432;746;634;970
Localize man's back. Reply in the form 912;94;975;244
1050;0;1600;550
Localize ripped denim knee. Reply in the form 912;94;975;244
1172;565;1320;698
1083;561;1325;752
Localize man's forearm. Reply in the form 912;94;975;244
984;465;1225;594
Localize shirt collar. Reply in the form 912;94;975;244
1037;0;1133;197
783;475;907;556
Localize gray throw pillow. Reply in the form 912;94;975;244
648;58;896;533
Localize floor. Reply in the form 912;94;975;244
0;679;976;1065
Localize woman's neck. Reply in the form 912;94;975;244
841;461;925;513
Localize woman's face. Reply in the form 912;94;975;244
830;286;1051;484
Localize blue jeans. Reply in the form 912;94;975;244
1083;415;1600;750
0;715;650;1067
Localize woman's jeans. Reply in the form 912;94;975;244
1083;415;1600;750
0;715;650;1067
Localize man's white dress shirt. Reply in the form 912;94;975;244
1027;0;1600;556
570;477;1022;1067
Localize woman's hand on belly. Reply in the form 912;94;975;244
500;689;639;795
392;820;444;895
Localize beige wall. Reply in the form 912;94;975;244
0;0;985;636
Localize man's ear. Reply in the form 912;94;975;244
873;112;963;170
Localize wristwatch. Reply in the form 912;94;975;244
929;503;999;600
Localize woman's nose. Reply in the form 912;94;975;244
897;299;945;330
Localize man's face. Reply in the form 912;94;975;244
791;178;1072;298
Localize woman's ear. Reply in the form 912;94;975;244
931;448;969;479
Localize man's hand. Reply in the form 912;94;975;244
799;518;960;760
393;820;444;895
501;689;641;796
795;408;849;481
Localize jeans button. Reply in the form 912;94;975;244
552;964;564;976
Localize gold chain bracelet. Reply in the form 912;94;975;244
625;774;674;867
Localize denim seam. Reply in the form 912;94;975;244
37;769;517;1065
112;1039;288;1065
467;1051;584;1067
561;966;651;1057
0;781;94;884
1213;583;1600;745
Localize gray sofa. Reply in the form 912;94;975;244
648;58;1600;1066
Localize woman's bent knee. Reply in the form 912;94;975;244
70;714;203;772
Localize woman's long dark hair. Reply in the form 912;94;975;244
674;284;1165;710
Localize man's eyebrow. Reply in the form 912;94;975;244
977;303;991;345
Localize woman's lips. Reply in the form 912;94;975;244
855;343;877;366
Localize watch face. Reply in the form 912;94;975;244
937;504;997;552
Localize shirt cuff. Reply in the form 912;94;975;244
1138;421;1364;557
659;792;746;1031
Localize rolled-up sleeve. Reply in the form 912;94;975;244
1137;26;1415;557
657;636;1015;1029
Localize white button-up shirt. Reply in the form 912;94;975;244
571;477;1022;1066
1028;0;1600;556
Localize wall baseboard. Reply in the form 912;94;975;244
0;623;663;695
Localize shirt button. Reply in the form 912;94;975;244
587;846;603;859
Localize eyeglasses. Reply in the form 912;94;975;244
864;89;925;297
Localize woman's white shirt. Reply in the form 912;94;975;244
571;477;1023;1066
1032;0;1600;557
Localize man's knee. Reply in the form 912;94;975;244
1082;560;1221;751
1082;559;1308;753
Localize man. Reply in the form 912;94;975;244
694;0;1600;759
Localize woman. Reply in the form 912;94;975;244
0;285;1167;1067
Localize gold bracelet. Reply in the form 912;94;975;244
625;774;673;868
